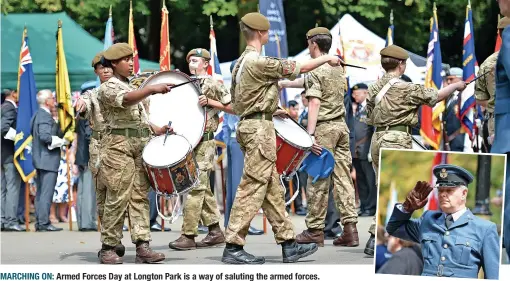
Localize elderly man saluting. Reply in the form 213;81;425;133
386;164;499;279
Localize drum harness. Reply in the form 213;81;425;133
372;78;428;150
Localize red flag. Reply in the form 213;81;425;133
159;3;171;70
128;0;140;74
496;30;502;52
424;152;447;211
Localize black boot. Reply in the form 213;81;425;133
281;239;318;263
364;234;375;256
221;243;265;264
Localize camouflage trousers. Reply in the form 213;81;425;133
225;119;295;245
89;138;106;234
181;139;221;236
369;130;412;235
98;134;151;246
305;121;358;229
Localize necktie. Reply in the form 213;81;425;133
445;214;453;229
356;105;363;118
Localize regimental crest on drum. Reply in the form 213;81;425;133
129;71;158;88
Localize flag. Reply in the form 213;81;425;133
128;0;140;75
55;20;75;142
160;3;171;71
97;5;115;87
420;4;443;150
424;152;448;211
385;10;394;47
458;2;477;140
13;28;38;182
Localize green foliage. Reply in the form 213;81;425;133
1;0;500;71
378;150;504;231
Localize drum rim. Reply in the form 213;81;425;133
274;117;313;150
142;135;193;169
140;70;206;149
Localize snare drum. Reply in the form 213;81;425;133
274;116;313;177
143;134;199;198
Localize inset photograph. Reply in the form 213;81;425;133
375;148;505;279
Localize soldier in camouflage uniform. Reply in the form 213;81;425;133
475;17;510;149
169;48;233;251
96;43;174;264
222;13;343;264
75;51;127;258
364;44;466;256
279;27;359;248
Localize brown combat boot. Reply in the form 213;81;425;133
333;223;359;247
168;235;196;251
135;241;165;264
99;244;123;264
295;229;325;247
196;223;226;248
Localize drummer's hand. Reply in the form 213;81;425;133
328;55;344;67
273;109;288;118
198;95;209;107
311;141;322;156
74;98;86;113
150;83;173;94
156;125;173;136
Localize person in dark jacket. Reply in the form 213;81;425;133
1;89;24;231
377;235;423;275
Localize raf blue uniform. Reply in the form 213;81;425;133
386;165;500;279
491;25;510;260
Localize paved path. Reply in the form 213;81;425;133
0;215;374;265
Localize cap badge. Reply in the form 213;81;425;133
439;168;448;179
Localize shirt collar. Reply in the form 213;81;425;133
361;100;367;107
6;99;17;108
41;106;51;114
446;207;467;222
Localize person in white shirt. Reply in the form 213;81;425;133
386;164;500;279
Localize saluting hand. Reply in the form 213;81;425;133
198;95;209;107
402;181;433;212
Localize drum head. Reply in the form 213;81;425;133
273;116;313;148
141;70;205;149
143;135;191;168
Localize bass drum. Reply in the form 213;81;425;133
139;70;206;149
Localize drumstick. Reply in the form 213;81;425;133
466;70;491;85
335;55;367;69
163;121;172;145
170;79;200;89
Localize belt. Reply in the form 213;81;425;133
201;132;215;142
91;131;101;140
109;128;151;138
376;125;410;133
447;128;462;142
317;116;343;125
241;112;273;121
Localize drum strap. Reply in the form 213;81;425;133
375;78;400;105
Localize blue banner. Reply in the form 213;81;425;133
14;30;38;182
259;0;288;58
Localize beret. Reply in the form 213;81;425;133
91;51;104;67
351;83;368;91
306;27;331;39
103;43;133;60
186;48;211;63
241;13;270;31
447;67;463;78
433;164;474;188
498;17;510;29
81;80;96;92
380;44;409;60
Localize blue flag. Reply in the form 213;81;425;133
385;25;394;47
14;29;38;182
97;11;115;87
260;0;289;107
